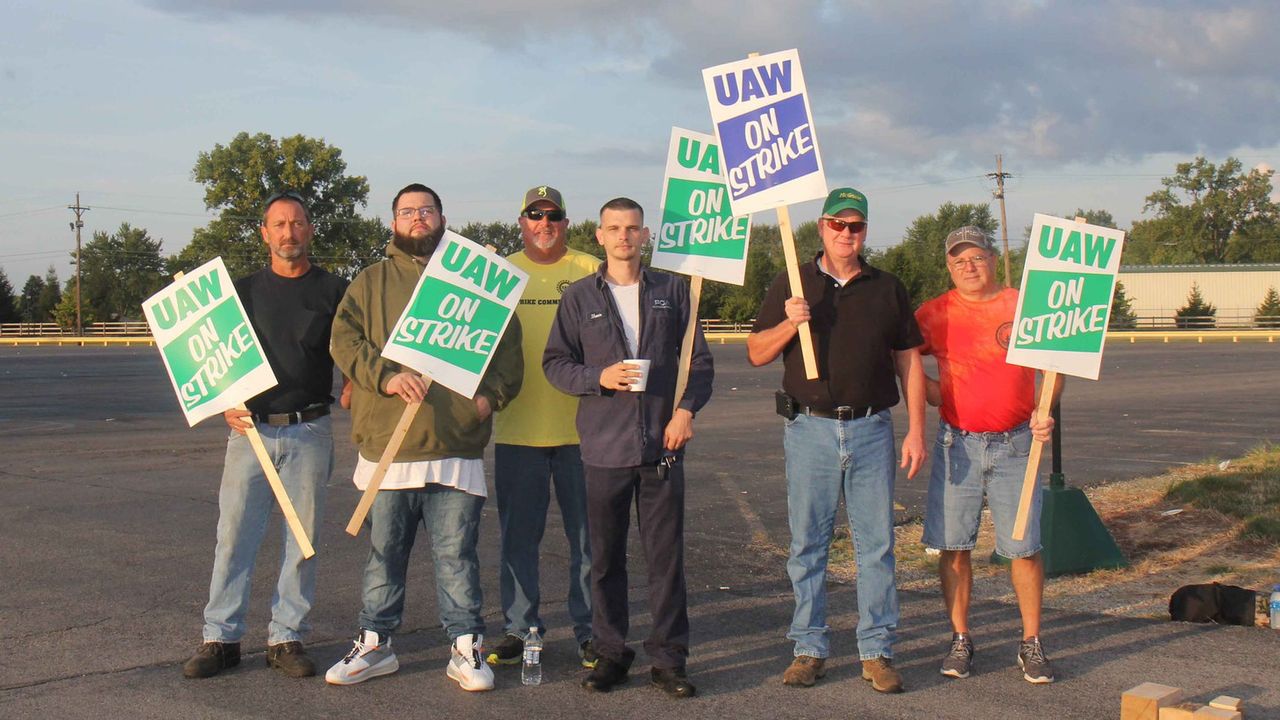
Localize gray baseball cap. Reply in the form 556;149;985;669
945;226;995;255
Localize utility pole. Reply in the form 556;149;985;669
68;193;90;335
987;155;1013;287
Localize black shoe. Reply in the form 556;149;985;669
579;639;599;669
266;641;316;678
182;641;240;679
582;657;629;692
485;634;523;666
650;667;696;698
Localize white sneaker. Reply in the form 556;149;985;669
325;629;399;685
447;633;495;691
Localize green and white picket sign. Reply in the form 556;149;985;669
1006;214;1127;380
142;257;276;427
382;230;528;400
652;127;753;285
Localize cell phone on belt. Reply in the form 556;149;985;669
775;390;797;420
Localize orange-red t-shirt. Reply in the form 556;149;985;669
915;288;1034;432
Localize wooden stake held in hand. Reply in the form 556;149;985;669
1011;370;1058;541
673;276;703;403
240;403;317;558
777;205;819;379
345;395;426;536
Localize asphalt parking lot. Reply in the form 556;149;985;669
1;342;1277;719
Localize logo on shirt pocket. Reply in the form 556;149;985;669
651;298;672;311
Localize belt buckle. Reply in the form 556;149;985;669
834;406;853;421
289;411;302;424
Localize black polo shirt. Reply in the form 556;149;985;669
752;253;922;411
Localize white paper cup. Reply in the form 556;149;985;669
624;359;651;392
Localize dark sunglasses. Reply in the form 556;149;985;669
822;217;867;234
523;208;566;222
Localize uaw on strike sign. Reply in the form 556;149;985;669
702;48;827;216
143;257;276;426
382;231;527;399
1006;214;1126;380
651;127;752;285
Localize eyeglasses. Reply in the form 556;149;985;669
395;206;440;219
949;255;990;269
822;217;866;234
523;208;566;222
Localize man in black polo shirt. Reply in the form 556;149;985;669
747;187;925;694
182;192;348;680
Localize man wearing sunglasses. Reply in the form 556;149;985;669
487;186;599;669
183;192;349;680
915;226;1058;684
748;187;926;694
326;183;524;692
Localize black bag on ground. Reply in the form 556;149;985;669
1168;582;1256;626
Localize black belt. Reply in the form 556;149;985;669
253;404;330;426
799;404;884;420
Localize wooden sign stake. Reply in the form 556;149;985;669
345;395;426;536
1010;371;1058;541
777;204;819;379
673;276;703;403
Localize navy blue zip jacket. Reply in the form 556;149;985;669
543;265;714;468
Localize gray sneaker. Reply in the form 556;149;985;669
940;633;974;679
1017;636;1054;684
325;629;399;686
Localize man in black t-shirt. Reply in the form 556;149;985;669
182;192;348;680
747;187;925;695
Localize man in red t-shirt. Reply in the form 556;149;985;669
915;226;1058;685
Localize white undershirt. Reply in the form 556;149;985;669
606;279;641;357
352;454;487;498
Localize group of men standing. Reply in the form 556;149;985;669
179;181;1057;698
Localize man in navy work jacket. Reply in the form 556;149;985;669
543;197;714;699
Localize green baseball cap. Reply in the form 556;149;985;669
822;187;868;219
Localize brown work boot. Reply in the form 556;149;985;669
782;655;826;687
861;656;904;693
182;641;240;679
266;641;316;677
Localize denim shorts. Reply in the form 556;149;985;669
921;420;1042;559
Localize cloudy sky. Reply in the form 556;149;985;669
3;0;1279;284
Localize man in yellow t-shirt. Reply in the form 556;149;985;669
488;185;601;669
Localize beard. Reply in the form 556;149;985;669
393;224;445;259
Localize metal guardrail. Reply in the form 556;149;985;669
0;321;151;336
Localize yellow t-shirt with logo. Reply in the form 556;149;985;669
493;247;601;446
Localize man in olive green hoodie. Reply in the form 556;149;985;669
326;183;523;692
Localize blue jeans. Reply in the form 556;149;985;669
784;411;898;661
494;444;592;643
357;485;485;640
203;415;333;645
922;421;1041;559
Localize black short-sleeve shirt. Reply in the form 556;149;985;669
752;254;923;410
235;265;349;415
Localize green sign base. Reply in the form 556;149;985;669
991;473;1128;576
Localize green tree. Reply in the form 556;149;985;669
1109;281;1138;329
1137;157;1279;264
34;266;62;323
18;274;45;322
77;223;168;321
566;220;603;259
1255;286;1280;328
1174;282;1216;328
52;281;95;330
454;221;521;257
173;132;382;279
873;202;998;305
0;268;17;323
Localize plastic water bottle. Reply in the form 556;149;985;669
1270;584;1280;630
522;628;543;685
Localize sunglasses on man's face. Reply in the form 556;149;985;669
523;209;565;222
822;217;867;234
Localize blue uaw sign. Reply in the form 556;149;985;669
702;48;828;216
